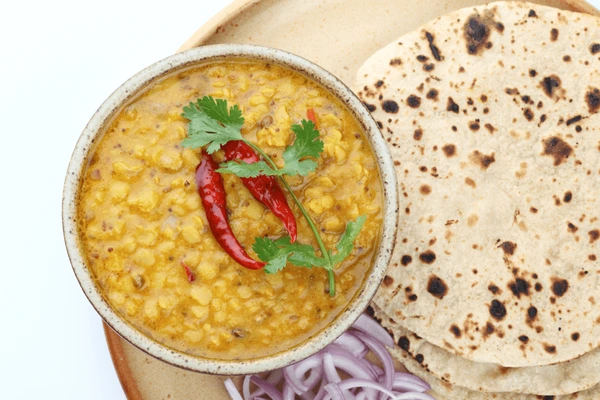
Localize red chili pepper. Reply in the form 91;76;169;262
222;141;298;242
180;261;196;283
307;108;318;127
196;150;265;270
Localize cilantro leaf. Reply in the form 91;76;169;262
331;215;366;264
280;120;324;176
217;119;323;178
217;160;275;178
253;236;326;274
181;97;244;153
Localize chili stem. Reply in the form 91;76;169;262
244;140;336;297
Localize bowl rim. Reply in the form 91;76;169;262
62;44;398;375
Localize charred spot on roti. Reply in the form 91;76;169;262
523;108;534;121
376;121;383;129
550;28;559;41
590;43;600;54
542;136;572;166
498;241;517;255
508;278;531;299
469;150;496;170
382;275;394;287
450;324;462;338
382;100;399;113
420;185;432;195
528;9;537;17
483;322;495;337
589;254;597;261
551;278;569;297
530;207;538;213
469;121;480;131
423;63;435;72
363;102;376;112
375;80;384;88
425;31;443;61
416;55;428;62
586;88;600;113
484;123;497;134
589;229;600;243
413;129;423;141
442;144;456;157
415;354;424;363
489;300;507;321
535;282;543;292
571;332;580;341
567;222;578;233
488;284;501;295
563;55;571;62
400;255;413;266
540;75;562;99
407;95;422;108
398;336;410;351
426;89;439;101
408;294;418;302
529;69;538;77
563;191;572;203
464;12;496;55
447;97;460;113
518;335;529;343
544;344;557;354
419;250;436;264
427;275;448;299
566;115;582;126
527;306;538;324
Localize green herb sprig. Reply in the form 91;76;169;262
182;96;365;296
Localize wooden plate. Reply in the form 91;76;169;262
104;0;600;399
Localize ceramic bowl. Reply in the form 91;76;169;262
62;44;398;375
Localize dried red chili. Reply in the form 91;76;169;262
307;108;318;127
195;150;265;270
180;261;196;282
222;140;298;242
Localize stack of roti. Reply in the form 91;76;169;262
354;1;600;398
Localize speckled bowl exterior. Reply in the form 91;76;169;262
62;44;399;375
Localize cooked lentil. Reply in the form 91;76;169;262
78;60;383;359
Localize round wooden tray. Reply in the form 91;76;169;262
104;0;600;399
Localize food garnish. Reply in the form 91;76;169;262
195;149;266;270
223;312;435;400
221;140;297;242
182;96;365;296
180;261;196;283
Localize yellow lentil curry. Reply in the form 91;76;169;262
78;59;383;359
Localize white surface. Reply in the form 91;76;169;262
0;0;599;399
0;1;232;399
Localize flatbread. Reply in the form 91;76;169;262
398;348;600;400
371;304;600;395
355;1;600;367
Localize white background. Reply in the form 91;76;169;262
1;0;599;399
0;1;232;399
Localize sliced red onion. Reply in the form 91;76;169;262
353;331;395;399
352;314;394;348
224;312;433;400
250;376;283;400
224;378;244;400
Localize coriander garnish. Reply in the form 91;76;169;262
182;96;365;296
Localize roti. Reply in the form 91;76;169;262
371;305;600;395
355;1;600;367
397;347;600;400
